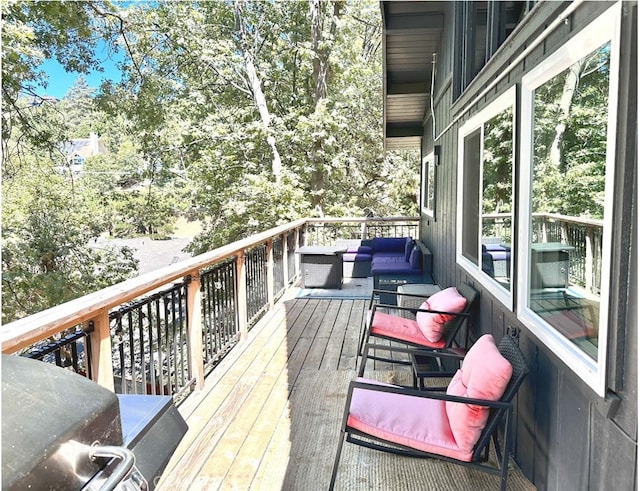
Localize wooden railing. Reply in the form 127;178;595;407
531;213;604;294
482;212;604;294
1;217;419;400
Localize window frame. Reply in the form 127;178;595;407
517;3;621;396
421;151;437;220
456;86;517;308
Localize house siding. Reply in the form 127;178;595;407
418;2;637;489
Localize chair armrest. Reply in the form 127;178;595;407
370;303;471;318
348;379;513;410
371;288;436;300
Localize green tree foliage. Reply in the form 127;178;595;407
99;1;418;235
532;44;610;219
2;160;138;323
1;1;143;322
2;0;119;156
483;108;513;215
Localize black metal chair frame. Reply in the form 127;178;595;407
330;336;529;491
357;283;480;370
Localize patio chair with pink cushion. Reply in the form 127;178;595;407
330;334;529;491
357;283;479;371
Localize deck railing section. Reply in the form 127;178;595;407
245;244;269;326
23;326;92;378
304;217;419;245
201;259;239;374
532;213;603;294
2;217;418;400
482;213;603;294
109;281;191;397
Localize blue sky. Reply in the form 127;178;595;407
39;42;124;99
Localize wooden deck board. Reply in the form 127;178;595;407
157;290;536;491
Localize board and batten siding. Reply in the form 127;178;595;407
418;2;637;489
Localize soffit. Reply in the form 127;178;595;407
382;1;446;150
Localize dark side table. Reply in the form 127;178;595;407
295;246;347;289
411;347;467;389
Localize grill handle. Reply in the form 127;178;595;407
88;445;136;491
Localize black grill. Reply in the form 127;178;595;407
2;355;187;490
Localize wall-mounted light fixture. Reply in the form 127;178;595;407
434;145;441;166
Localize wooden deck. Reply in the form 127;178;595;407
156;287;536;491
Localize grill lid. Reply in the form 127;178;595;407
2;355;123;490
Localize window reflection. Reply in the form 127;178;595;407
422;152;436;219
482;108;513;290
529;42;610;360
460;106;514;292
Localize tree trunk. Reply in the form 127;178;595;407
233;0;282;181
309;0;343;209
549;59;586;169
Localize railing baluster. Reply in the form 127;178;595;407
147;300;156;395
236;253;248;340
155;297;164;394
267;239;274;308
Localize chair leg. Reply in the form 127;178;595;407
329;430;347;491
498;411;512;491
357;317;368;357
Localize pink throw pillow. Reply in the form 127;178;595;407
445;335;512;452
415;287;467;342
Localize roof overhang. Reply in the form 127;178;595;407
381;1;446;151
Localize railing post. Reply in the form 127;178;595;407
585;227;594;294
282;232;290;286
186;272;205;390
560;221;569;244
266;239;275;307
294;227;301;277
236;252;249;340
86;309;115;392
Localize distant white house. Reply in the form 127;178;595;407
60;132;108;175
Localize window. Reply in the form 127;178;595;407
457;87;516;306
453;1;530;99
421;151;437;220
70;155;84;166
518;4;621;395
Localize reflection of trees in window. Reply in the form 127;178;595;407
532;43;610;219
423;154;436;217
482;107;513;241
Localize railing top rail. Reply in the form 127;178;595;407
305;216;419;224
484;212;604;228
532;212;604;228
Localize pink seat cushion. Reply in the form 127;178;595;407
347;378;473;461
415;287;468;342
370;311;446;348
445;335;513;452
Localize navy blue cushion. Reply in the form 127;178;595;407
483;243;506;252
372;237;410;253
404;238;415;261
372;255;407;264
346;245;373;254
371;261;421;275
409;246;422;269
